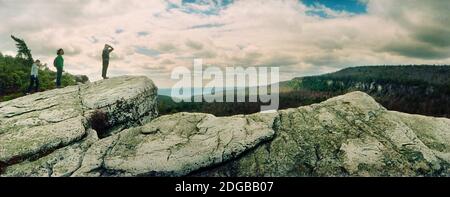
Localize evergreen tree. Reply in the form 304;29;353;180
10;35;33;65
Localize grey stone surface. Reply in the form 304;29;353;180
0;76;158;176
194;92;450;177
73;112;276;176
1;76;449;177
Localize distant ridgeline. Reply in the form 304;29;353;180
159;65;450;118
0;53;89;101
288;65;450;118
292;65;450;89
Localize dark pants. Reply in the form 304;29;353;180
56;68;62;87
28;76;39;93
102;59;109;79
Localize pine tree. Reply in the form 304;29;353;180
10;35;33;65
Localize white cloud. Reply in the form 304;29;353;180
0;0;449;88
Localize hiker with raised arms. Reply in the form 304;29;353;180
102;44;114;79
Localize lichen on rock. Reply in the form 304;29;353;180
1;77;449;177
74;112;277;177
193;92;450;177
0;76;159;176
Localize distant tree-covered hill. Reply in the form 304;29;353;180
159;65;450;118
288;65;450;117
0;52;86;101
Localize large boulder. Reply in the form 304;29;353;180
0;76;158;176
194;92;450;177
81;76;158;127
74;92;450;177
1;76;449;177
72;112;276;176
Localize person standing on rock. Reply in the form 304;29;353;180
102;44;114;79
26;59;40;94
54;48;64;88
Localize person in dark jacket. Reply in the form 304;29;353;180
102;44;114;79
54;49;64;88
27;59;40;94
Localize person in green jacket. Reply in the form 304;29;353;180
53;48;64;88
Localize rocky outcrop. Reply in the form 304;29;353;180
73;91;450;177
72;112;276;177
194;92;450;177
0;76;158;176
1;76;449;177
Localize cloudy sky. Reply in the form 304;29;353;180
0;0;449;88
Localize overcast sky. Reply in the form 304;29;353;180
0;0;449;88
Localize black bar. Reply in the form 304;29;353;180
1;177;449;195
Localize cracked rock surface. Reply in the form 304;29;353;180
1;76;449;177
194;92;450;177
73;112;276;176
0;76;158;176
